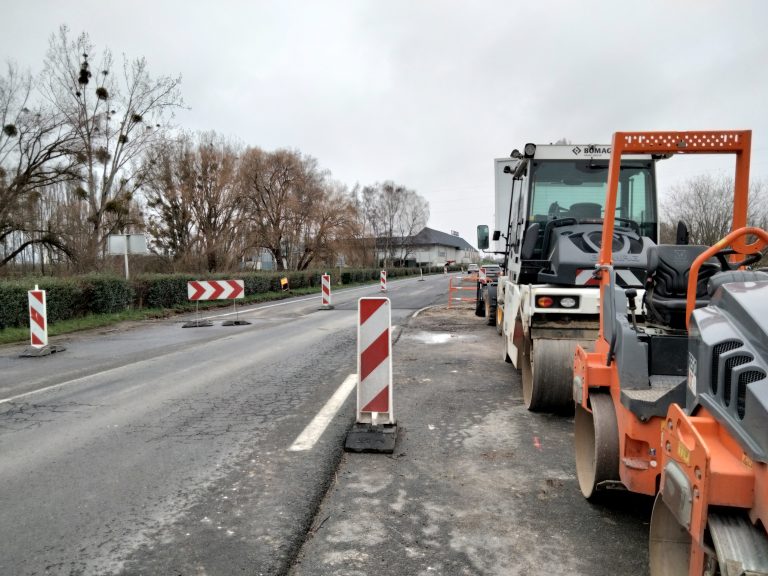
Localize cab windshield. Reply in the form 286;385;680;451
528;160;657;241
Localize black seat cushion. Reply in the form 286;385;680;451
645;245;720;329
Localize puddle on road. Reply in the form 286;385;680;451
405;331;478;344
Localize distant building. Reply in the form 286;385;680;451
242;248;277;270
241;227;478;271
376;227;479;267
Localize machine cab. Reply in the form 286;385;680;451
494;144;659;286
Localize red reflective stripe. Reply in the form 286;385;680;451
29;307;45;329
228;280;244;298
359;299;386;325
362;386;389;413
31;333;44;346
360;329;388;382
189;281;205;300
31;291;44;304
209;281;225;299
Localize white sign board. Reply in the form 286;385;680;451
108;234;148;255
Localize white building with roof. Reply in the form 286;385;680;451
375;227;479;267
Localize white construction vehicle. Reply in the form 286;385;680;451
477;143;659;412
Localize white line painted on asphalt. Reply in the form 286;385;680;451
1;275;439;406
204;277;418;320
288;373;358;452
0;364;127;406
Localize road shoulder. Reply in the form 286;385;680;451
289;305;652;576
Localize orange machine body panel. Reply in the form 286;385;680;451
577;130;756;495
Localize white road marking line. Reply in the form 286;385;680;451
204;279;413;320
0;365;127;406
1;276;432;406
288;373;358;452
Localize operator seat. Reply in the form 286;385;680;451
567;202;601;219
644;245;720;329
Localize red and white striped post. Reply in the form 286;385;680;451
28;285;47;348
319;273;334;310
20;284;66;357
380;270;387;292
356;297;394;426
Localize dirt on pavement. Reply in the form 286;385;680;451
290;305;653;576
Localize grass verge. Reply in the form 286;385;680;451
0;281;387;345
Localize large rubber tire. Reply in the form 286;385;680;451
649;493;768;575
484;288;496;326
574;393;620;499
521;338;576;413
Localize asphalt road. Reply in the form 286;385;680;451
290;306;652;576
0;274;449;576
1;275;654;576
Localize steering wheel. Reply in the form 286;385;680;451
714;249;763;271
614;217;640;235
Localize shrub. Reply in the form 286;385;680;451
81;274;134;314
0;266;444;329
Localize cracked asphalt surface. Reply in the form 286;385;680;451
0;276;445;576
1;276;653;575
290;306;652;576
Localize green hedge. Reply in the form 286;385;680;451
0;266;453;329
0;274;134;328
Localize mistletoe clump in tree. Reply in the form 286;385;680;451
41;25;184;271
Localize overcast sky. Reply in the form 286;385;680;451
2;1;767;248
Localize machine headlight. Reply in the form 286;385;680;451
560;297;577;308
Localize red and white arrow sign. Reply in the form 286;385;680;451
187;280;245;301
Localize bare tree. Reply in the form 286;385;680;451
344;183;375;267
291;180;360;270
40;26;184;271
186;134;243;272
239;148;310;271
143;132;244;272
396;188;430;263
662;173;768;247
360;181;429;266
0;62;80;269
239;148;360;271
142;136;195;264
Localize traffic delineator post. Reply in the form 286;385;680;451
380;270;387;292
418;267;425;281
345;297;397;453
20;285;66;357
319;273;334;310
29;286;47;348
